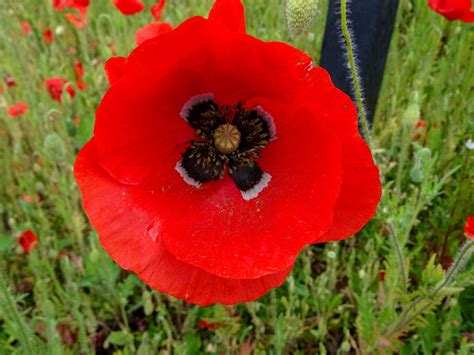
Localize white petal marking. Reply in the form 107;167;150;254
241;173;272;201
180;93;215;122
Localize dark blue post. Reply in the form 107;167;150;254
320;0;400;124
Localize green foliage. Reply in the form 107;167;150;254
0;0;473;353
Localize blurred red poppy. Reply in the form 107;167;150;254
53;0;89;29
428;0;474;22
44;28;54;44
65;10;88;29
74;0;381;305
73;60;87;90
135;22;173;46
46;78;75;102
6;76;16;88
7;102;28;117
150;0;166;20
113;0;145;15
197;320;220;330
415;119;427;129
53;0;89;11
465;216;474;239
21;21;32;35
18;230;37;253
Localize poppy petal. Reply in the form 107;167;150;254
74;139;292;305
160;109;343;279
104;56;128;85
135;22;173;46
208;0;246;33
150;0;166;20
7;102;28;117
298;67;381;241
177;144;226;187
317;137;381;241
460;10;474;23
228;162;271;201
113;0;145;15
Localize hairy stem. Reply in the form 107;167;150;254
387;222;408;290
339;0;373;150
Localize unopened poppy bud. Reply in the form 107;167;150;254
410;145;431;183
402;93;420;129
286;0;320;36
340;341;351;352
44;133;66;161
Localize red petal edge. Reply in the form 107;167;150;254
301;68;381;242
104;57;128;86
208;0;246;33
74;139;293;305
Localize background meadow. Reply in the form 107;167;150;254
1;0;473;353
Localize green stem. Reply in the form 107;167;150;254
339;0;373;150
386;222;408;290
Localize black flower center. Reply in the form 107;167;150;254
176;93;276;200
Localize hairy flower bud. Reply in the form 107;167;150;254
402;92;420;129
44;133;66;162
286;0;320;36
410;144;431;183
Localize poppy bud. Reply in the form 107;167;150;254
402;92;420;129
410;145;431;183
44;133;66;162
285;0;320;36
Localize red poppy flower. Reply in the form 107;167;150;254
428;0;474;22
46;78;75;102
53;0;88;11
113;0;145;15
7;102;28;117
415;119;427;129
74;0;381;305
18;230;37;253
21;21;32;35
150;0;166;20
6;76;16;88
53;0;89;29
44;28;54;44
135;22;173;46
65;6;88;29
465;216;474;239
197;320;220;330
73;59;87;90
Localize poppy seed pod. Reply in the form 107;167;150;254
286;0;320;36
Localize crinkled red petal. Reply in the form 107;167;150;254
74;140;293;305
